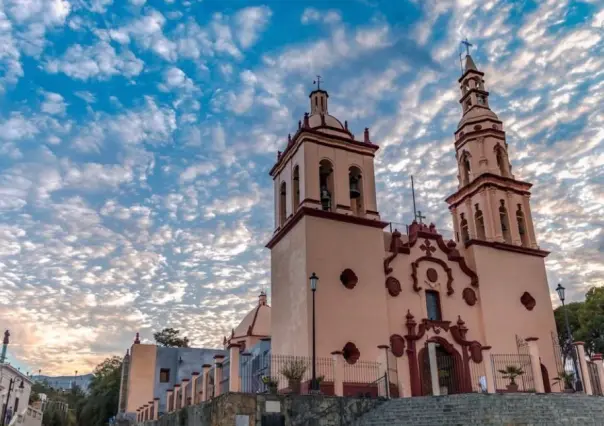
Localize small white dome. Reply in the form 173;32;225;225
308;113;345;129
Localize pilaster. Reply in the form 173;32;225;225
482;346;496;393
181;378;189;407
331;351;344;397
506;193;522;245
153;398;159;420
165;389;173;412
228;344;241;392
522;195;538;249
592;354;604;395
213;355;224;397
574;342;593;395
190;372;199;404
525;337;544;393
201;364;211;402
480;189;495;241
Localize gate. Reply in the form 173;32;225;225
587;362;603;396
261;413;285;426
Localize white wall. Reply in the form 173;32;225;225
0;365;33;421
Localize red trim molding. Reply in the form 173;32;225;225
525;337;539;342
573;341;586;346
227;343;241;350
377;344;390;349
466;239;549;257
266;206;389;248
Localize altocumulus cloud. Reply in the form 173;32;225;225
0;0;601;374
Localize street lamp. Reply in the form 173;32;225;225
309;272;319;392
555;283;583;392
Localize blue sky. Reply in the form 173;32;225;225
0;0;602;375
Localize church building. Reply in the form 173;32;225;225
266;53;559;396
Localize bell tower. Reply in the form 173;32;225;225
446;54;541;251
267;84;390;360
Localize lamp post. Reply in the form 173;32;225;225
309;272;318;393
555;283;583;392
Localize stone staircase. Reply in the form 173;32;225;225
351;393;604;426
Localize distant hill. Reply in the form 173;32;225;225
32;374;93;392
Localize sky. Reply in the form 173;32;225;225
0;0;602;375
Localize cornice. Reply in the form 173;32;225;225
465;239;549;258
266;206;389;249
446;173;533;207
269;130;379;177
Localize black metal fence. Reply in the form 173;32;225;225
343;360;380;383
588;361;602;396
491;354;535;392
240;354;335;394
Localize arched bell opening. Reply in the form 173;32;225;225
499;200;512;244
474;204;486;240
516;204;529;247
319;159;334;212
349;166;364;216
292;165;300;211
279;182;287;226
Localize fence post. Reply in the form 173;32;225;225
153;398;159;420
525;338;544;393
574;342;593;395
166;389;173;412
190;372;200;404
214;354;225;397
331;351;344;396
482;346;496;394
228;344;241;392
377;345;391;398
181;379;189;407
592;354;604;395
173;384;180;410
201;364;211;401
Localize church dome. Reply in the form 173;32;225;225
308;113;345;129
232;292;270;339
458;106;499;128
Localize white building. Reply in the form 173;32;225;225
0;364;42;426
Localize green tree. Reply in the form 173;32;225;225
578;286;604;356
76;356;122;426
153;328;190;347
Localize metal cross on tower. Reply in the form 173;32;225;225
461;38;473;56
313;75;322;90
416;210;426;224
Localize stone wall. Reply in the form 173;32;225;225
140;393;382;426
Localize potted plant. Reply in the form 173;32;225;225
261;376;279;394
438;370;450;395
498;365;524;392
552;371;575;393
280;359;307;394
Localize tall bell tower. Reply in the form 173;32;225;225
446;54;540;251
445;53;556;359
266;84;390;360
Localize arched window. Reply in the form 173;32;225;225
349;166;364;216
499;200;511;243
279;182;287;226
460;152;471;186
426;290;442;321
460;213;470;243
495;145;509;177
516;204;529;247
292;165;300;211
319;160;334;212
474;204;486;240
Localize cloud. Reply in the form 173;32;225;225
45;41;144;80
301;8;341;25
234;6;272;48
41;92;67;115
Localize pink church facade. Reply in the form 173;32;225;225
267;55;561;397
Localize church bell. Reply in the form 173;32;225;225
349;175;361;199
320;186;332;211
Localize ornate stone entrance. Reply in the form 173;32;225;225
404;311;487;396
419;337;465;396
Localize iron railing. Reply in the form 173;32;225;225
491;354;535;392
